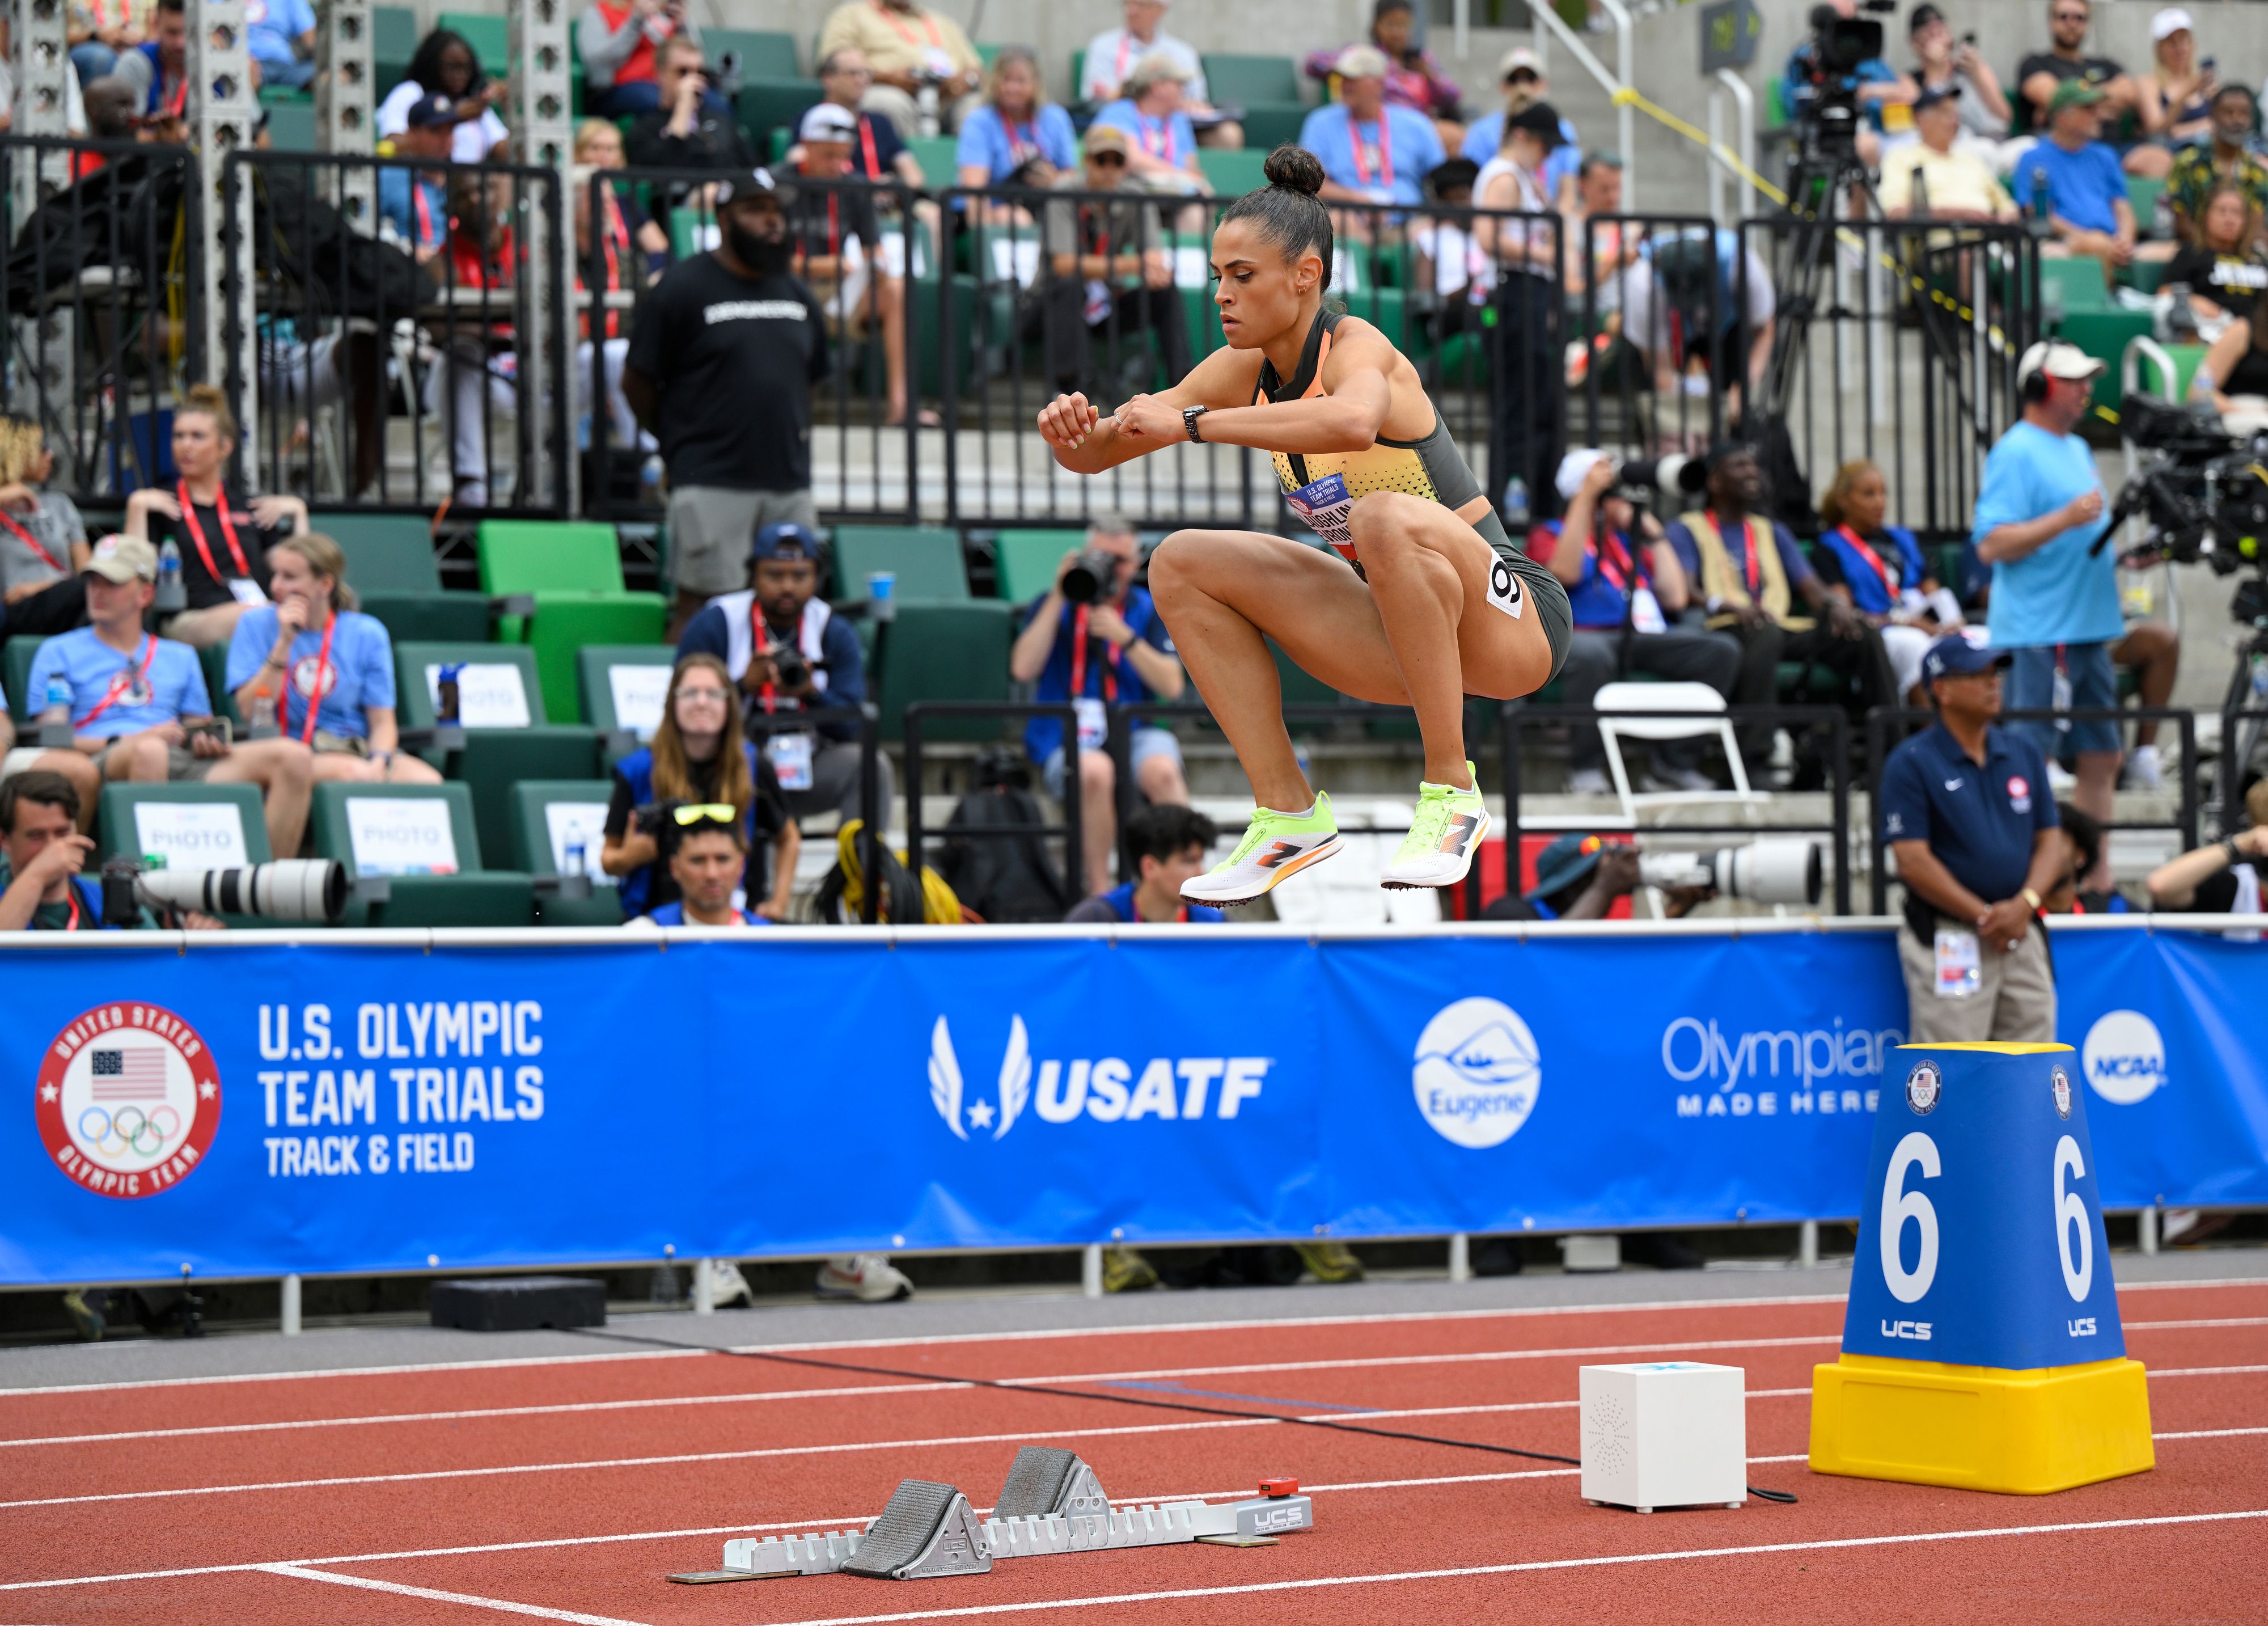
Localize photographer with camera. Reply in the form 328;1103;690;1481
601;653;796;920
1009;513;1188;898
1064;803;1224;924
2147;778;2268;916
677;522;891;827
578;0;706;120
1881;632;2066;1042
1537;449;1737;796
1484;831;1717;922
0;770;218;930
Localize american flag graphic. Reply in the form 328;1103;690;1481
90;1048;168;1101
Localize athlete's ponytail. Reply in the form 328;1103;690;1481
1218;144;1333;274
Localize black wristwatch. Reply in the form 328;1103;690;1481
1183;404;1209;443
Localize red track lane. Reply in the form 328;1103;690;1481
4;1282;2263;1624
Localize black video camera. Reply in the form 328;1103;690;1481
1060;547;1124;606
2104;393;2268;587
1788;2;1892;160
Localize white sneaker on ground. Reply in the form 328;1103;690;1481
2124;744;2163;790
1382;767;1490;890
706;1260;754;1308
815;1255;913;1302
1567;767;1612;795
1179;793;1343;906
1640;765;1717;793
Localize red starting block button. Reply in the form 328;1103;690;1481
1258;1477;1298;1498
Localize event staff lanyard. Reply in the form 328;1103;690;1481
0;508;62;573
1348;111;1391;189
1592;529;1645;595
177;480;250;581
163;73;187;117
1068;605;1120;703
752;602;805;714
282;611;337;745
75;633;158;729
1005;119;1040;163
1135;112;1175;164
1708;509;1761;595
1834;524;1901;598
61;885;83;931
413;180;439;250
857;116;883;179
871;0;942;48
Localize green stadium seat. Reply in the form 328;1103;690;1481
6;633;43;726
475;520;666;726
98;781;273;866
507;779;625;926
873;598;1013;741
1199;54;1307;148
196;642;244;730
709;28;799;78
903;134;958;187
2054;309;2153;414
577;644;677;738
373;5;417;96
1198;146;1269;197
392;641;605;867
1071;48;1085;103
310;780;536;927
831;524;970;600
992;528;1083;603
2040;255;2114;314
314;511;494;645
263;101;319;151
435;11;509;72
2129;339;2209;403
736;78;822;150
2126;175;2166;234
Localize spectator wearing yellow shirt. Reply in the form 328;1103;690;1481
2166;86;2268;246
816;0;981;138
1879;86;2017;223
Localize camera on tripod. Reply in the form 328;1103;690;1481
2105;393;2268;590
100;855;348;926
1788;1;1893;161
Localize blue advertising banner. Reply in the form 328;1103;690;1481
3;922;2262;1286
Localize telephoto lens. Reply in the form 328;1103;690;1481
1060;548;1120;605
1636;839;1822;906
133;860;350;924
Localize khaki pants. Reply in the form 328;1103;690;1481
1897;922;2056;1044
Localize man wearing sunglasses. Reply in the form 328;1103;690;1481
623;806;771;927
2015;0;2135;137
1030;124;1191;396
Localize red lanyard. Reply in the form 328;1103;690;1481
279;611;337;745
1005;119;1040;163
413;179;443;250
1135;112;1176;164
0;508;62;573
1590;529;1645;594
856;115;883;179
1834;524;1901;598
178;480;250;581
1348;111;1393;189
872;0;942;48
163;72;186;117
62;885;83;931
752;602;805;713
1114;33;1136;85
1067;605;1120;702
1708;510;1761;594
74;634;158;729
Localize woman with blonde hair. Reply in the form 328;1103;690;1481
955;44;1074;222
1814;459;1961;703
223;532;443;784
600;652;797;919
0;413;94;637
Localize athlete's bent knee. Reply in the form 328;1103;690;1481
1347;491;1423;548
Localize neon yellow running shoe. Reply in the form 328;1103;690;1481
1179;793;1343;907
1382;767;1490;890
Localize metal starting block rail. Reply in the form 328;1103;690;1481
674;1447;1314;1585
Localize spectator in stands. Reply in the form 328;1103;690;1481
113;0;185;121
1414;158;1491;339
1880;86;2019;223
1300;44;1445;241
0;649;101;820
2165;182;2266;330
244;0;317;92
378;93;454;264
1782;0;1911;167
1064;803;1223;923
1032;125;1191;395
2194;285;2268;418
2011;81;2136;288
0;414;91;641
1089;54;1209;200
418;170;522;508
1538;450;1736;796
625;36;756;181
621;810;775;927
376;28;510;163
578;0;704;120
1881;632;2064;1042
1816;458;1963;705
67;0;142;87
603;652;795;919
955;44;1076;222
1009;513;1188;897
1615;227;1777;426
1461;48;1579;206
2013;0;2135;141
1080;0;1238;149
1973;340;2122;831
31;535;312;855
624;170;826;637
2042;800;2126;913
224;534;442;787
789;104;929;429
121;385;306;648
678;522;893;828
1563;150;1636;304
2130;7;2216;175
1309;0;1463;153
1906;5;2010;161
574;118;668;260
1667;443;1894;780
1482;831;1715;922
800;49;927;188
2148;779;2267;913
817;0;981;140
2167;86;2268;246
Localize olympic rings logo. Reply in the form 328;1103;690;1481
75;1103;183;1159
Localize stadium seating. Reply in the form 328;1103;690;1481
507;779;626;927
992;528;1082;603
374;4;417;96
903;135;958;188
831;524;970;599
435;11;508;71
576;644;676;741
872;599;1013;741
1199;54;1307;149
311;780;536;927
98;780;272;864
263;101;320;151
710;28;798;78
5;634;43;727
737;78;823;154
1198;146;1268;197
196;643;244;730
476;520;666;725
315;512;494;645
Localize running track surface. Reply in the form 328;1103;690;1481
5;1280;2265;1625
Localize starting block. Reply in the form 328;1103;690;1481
1810;1042;2155;1495
683;1446;1314;1583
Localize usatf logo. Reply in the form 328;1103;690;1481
1905;1060;1942;1116
2081;1009;2166;1105
35;1004;222;1198
1414;997;1541;1150
927;1016;1269;1140
2051;1065;2072;1120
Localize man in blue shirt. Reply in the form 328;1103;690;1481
2010;80;2135;285
1972;339;2121;835
1089;54;1207;198
1008;514;1187;897
1461;48;1580;202
1064;802;1224;923
1300;45;1445;227
378;94;455;263
1879;632;2066;1042
245;0;317;90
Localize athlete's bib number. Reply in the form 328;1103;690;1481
1284;473;1355;553
1486;555;1526;620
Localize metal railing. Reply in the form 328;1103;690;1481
1576;213;1736;465
743;704;886;925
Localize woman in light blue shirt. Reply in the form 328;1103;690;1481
955;45;1076;223
226;533;445;785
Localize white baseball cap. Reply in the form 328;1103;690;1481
1334;44;1391;80
1555;447;1611;502
2149;6;2193;40
1497;46;1543;80
2018;339;2107;386
798;103;860;143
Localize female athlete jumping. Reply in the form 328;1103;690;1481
1036;146;1571;905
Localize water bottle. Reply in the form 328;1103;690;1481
248;685;277;736
1503;477;1531;530
40;673;70;728
2153;186;2173;240
2030;167;2051;225
564;823;587;879
155;537;186;613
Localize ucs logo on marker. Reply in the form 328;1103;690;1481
1413;997;1541;1149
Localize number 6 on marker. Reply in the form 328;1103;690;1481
2054;1134;2093;1302
1880;1131;1941;1304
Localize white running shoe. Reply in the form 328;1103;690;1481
1180;793;1343;906
1382;767;1491;890
2125;744;2163;790
1567;767;1613;795
815;1255;913;1303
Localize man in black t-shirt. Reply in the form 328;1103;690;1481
2146;779;2267;915
2013;0;2135;137
625;170;828;636
624;36;757;229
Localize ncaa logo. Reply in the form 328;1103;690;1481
1905;1059;1942;1116
1413;997;1541;1149
34;1004;222;1198
2051;1065;2072;1120
2082;1009;2166;1105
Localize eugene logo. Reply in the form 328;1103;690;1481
1413;997;1541;1150
926;1016;1268;1141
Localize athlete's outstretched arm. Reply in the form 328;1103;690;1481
1036;347;1256;473
1115;320;1394;455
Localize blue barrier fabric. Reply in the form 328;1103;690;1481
3;923;2262;1286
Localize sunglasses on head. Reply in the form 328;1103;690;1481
672;803;739;826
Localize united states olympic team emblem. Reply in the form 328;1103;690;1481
2051;1065;2072;1120
1905;1059;1942;1116
35;1004;222;1198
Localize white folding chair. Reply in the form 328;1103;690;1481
1592;681;1770;825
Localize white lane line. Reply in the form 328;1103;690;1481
263;1563;651;1625
2150;1364;2268;1377
747;1509;2268;1626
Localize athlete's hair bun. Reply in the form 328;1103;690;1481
1262;145;1326;199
